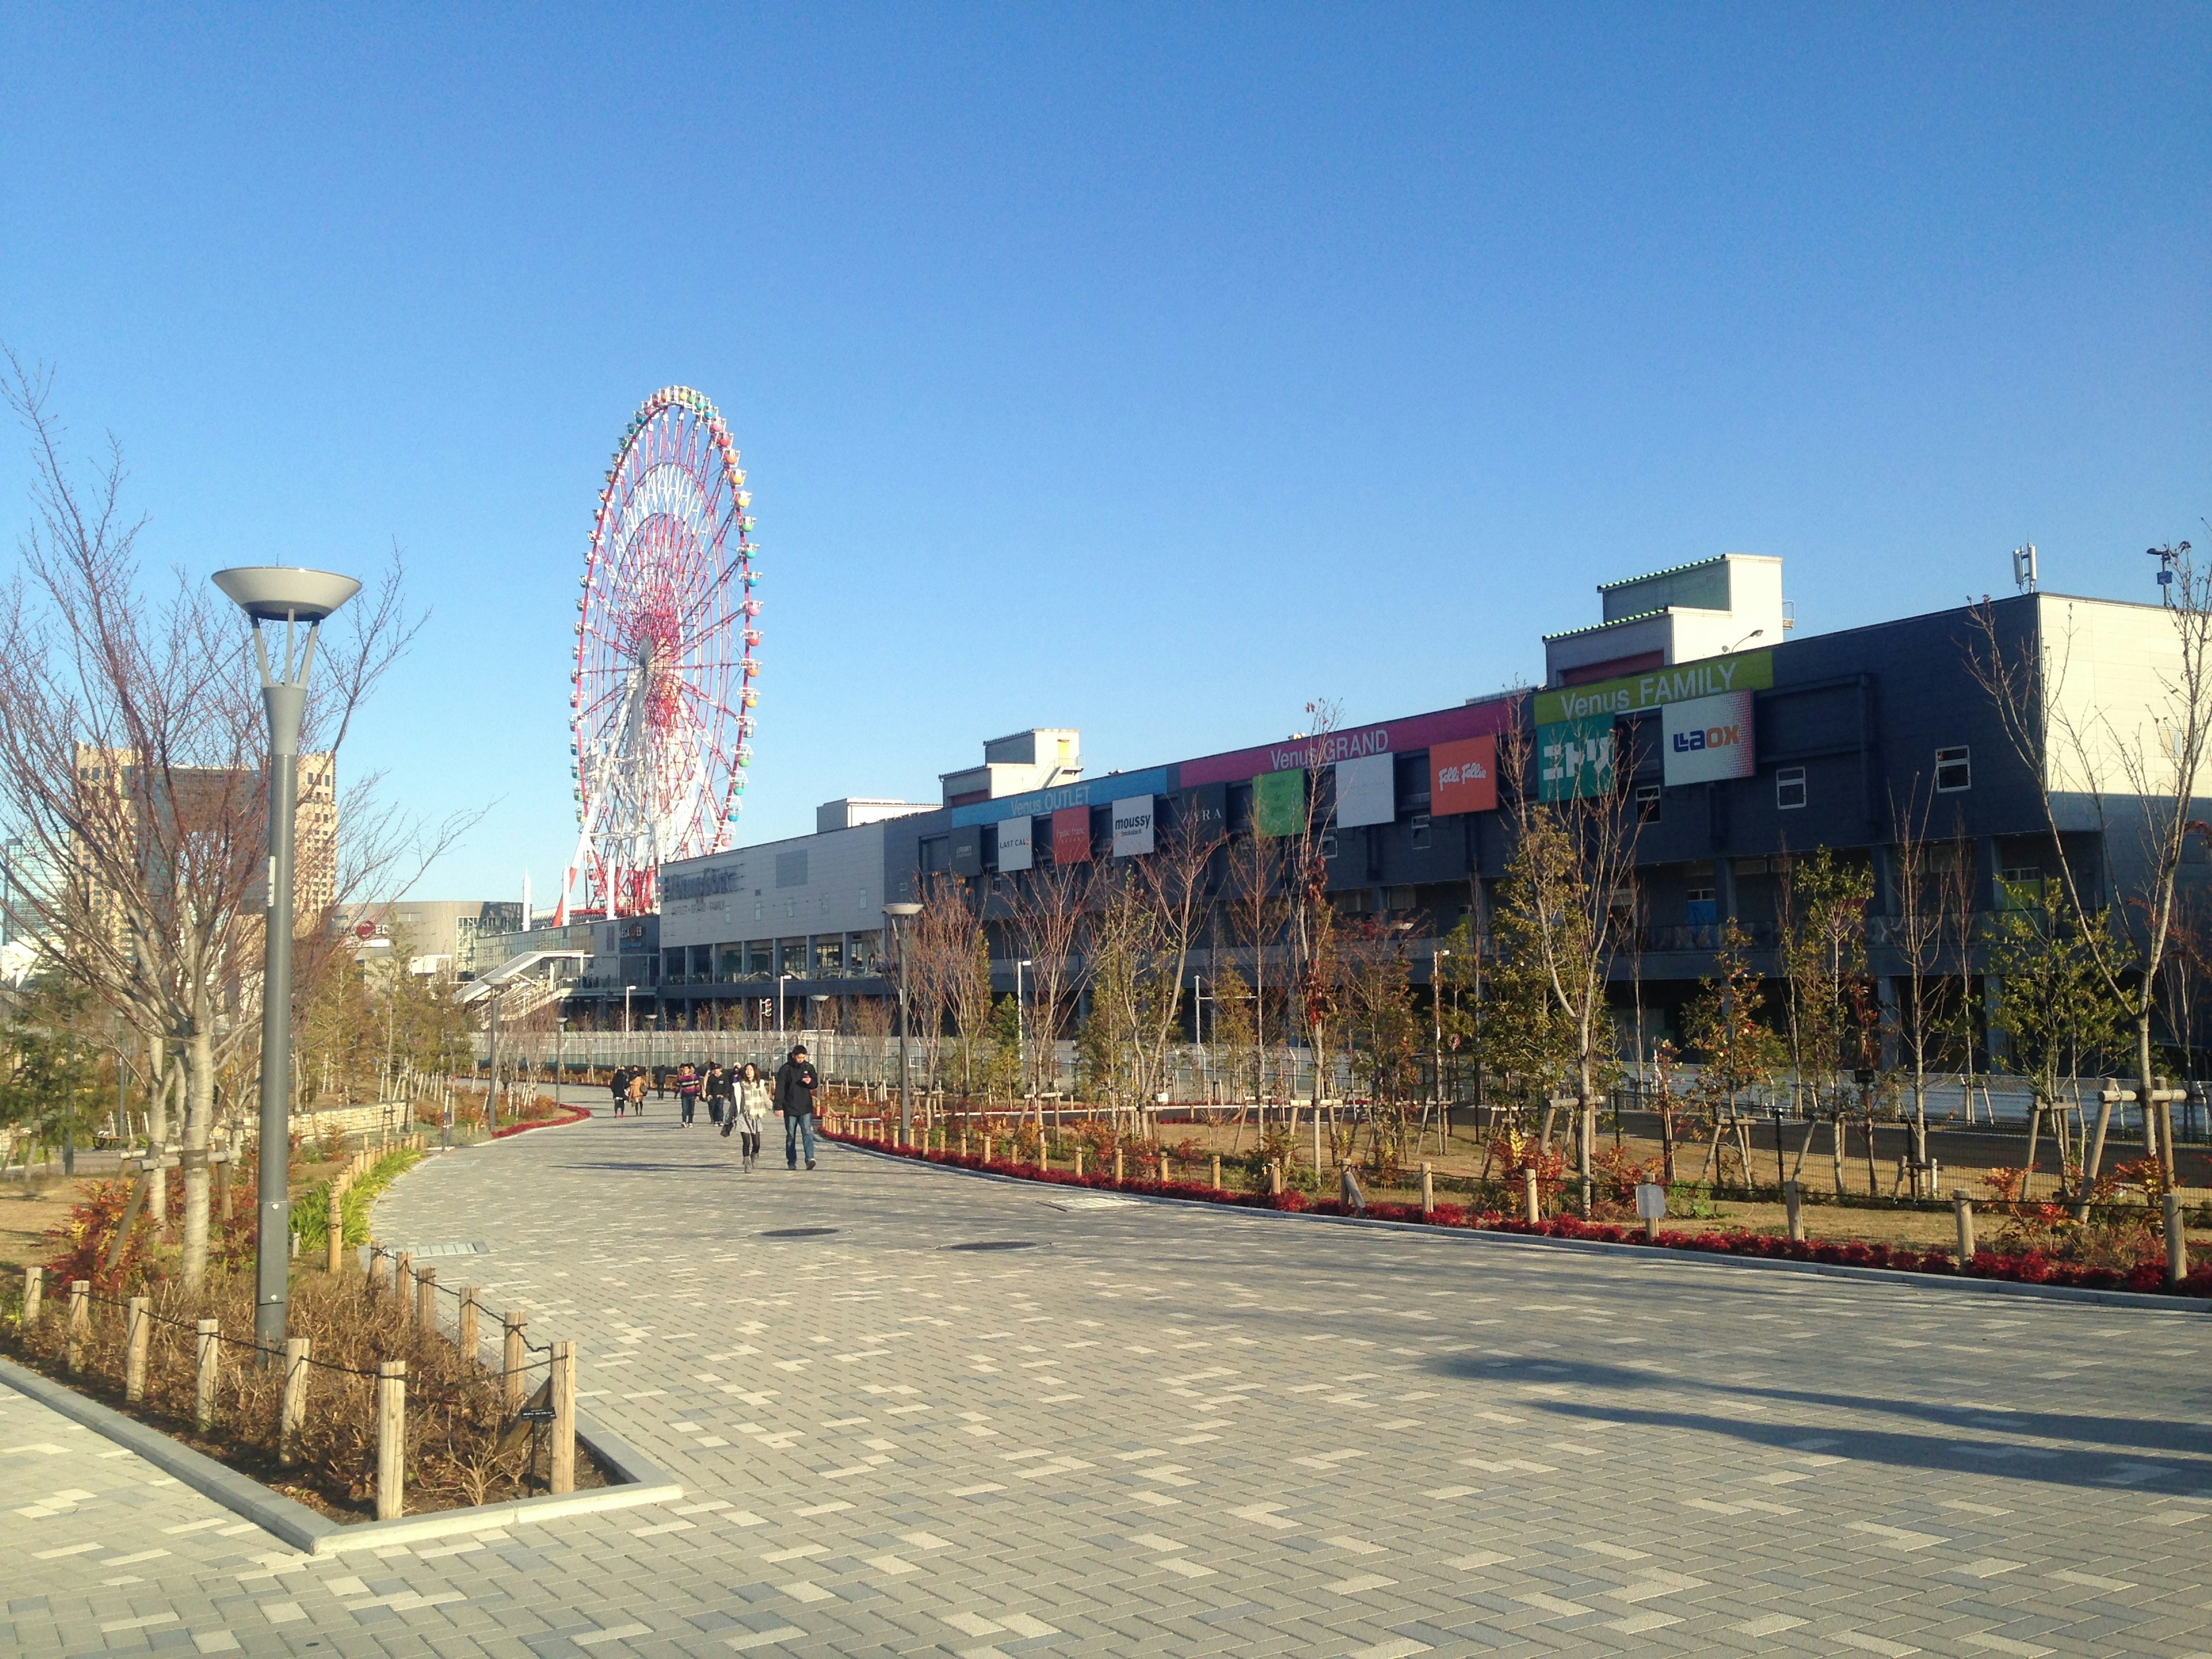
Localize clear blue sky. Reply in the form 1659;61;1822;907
3;6;2206;903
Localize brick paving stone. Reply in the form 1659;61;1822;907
7;1108;2211;1656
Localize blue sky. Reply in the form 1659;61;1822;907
3;5;2206;903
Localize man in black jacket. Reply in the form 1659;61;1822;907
775;1045;821;1170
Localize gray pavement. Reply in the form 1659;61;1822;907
5;1107;2211;1658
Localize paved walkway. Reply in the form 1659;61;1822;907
6;1109;2211;1657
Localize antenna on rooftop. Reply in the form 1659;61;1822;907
2149;542;2190;607
2010;543;2037;593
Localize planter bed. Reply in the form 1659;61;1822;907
824;1128;2212;1302
0;1353;679;1555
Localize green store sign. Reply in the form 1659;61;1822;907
1533;649;1774;728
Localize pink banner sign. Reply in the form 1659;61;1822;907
1177;697;1521;788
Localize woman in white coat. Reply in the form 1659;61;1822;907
728;1061;770;1172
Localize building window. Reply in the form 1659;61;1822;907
1936;745;1971;793
1319;828;1339;859
1635;782;1662;823
1685;888;1717;927
1410;812;1431;850
1777;767;1807;810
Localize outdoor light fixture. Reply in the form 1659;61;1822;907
212;565;362;1355
884;902;923;1145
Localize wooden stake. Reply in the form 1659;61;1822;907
195;1319;220;1430
550;1339;577;1494
1113;1147;1124;1186
416;1266;437;1334
1784;1180;1804;1243
21;1265;41;1323
393;1252;414;1328
1523;1166;1541;1224
279;1338;309;1465
459;1287;480;1361
325;1180;346;1273
1211;1154;1222;1191
1268;1160;1283;1198
1073;1145;1085;1178
503;1311;527;1413
1420;1161;1434;1217
1952;1191;1976;1268
2164;1191;2190;1285
125;1296;151;1401
67;1281;88;1371
376;1359;406;1520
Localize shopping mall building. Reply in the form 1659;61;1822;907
545;552;2191;1053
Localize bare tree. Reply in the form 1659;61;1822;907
1007;858;1089;1108
1132;815;1226;1112
1968;568;2212;1207
1494;711;1643;1214
1221;827;1286;1120
0;354;421;1285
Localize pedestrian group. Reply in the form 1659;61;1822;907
599;1045;821;1171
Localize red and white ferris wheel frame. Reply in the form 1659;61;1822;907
559;385;759;921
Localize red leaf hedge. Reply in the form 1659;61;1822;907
823;1128;2212;1299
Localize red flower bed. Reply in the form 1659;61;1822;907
490;1104;592;1139
823;1127;2212;1299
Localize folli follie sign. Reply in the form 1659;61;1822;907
1430;734;1497;816
1051;805;1092;864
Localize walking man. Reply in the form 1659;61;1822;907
775;1044;821;1170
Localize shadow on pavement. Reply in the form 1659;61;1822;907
1425;1351;2212;1486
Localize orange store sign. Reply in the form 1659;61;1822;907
1431;734;1497;816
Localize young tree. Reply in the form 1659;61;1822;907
1778;847;1874;1191
1493;715;1642;1214
1886;783;1954;1182
1132;816;1226;1112
1984;885;2129;1195
1968;566;2212;1203
1007;858;1089;1101
1340;919;1425;1177
1681;921;1785;1184
0;356;416;1286
1221;828;1287;1115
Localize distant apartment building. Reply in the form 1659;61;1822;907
73;745;337;944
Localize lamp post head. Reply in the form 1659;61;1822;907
882;903;922;919
211;566;362;623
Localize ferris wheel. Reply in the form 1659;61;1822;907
559;385;759;921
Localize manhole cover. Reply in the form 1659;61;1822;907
942;1240;1043;1252
760;1227;841;1239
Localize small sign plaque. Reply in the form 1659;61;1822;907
515;1405;555;1424
1634;1183;1668;1222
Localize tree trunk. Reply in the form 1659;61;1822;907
147;1036;171;1225
179;1023;215;1289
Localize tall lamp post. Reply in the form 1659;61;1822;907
213;565;361;1355
884;903;922;1145
777;973;791;1041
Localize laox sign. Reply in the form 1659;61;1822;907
1672;721;1742;755
1660;690;1756;785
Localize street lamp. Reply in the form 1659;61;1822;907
777;973;791;1040
212;564;361;1357
884;903;922;1145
